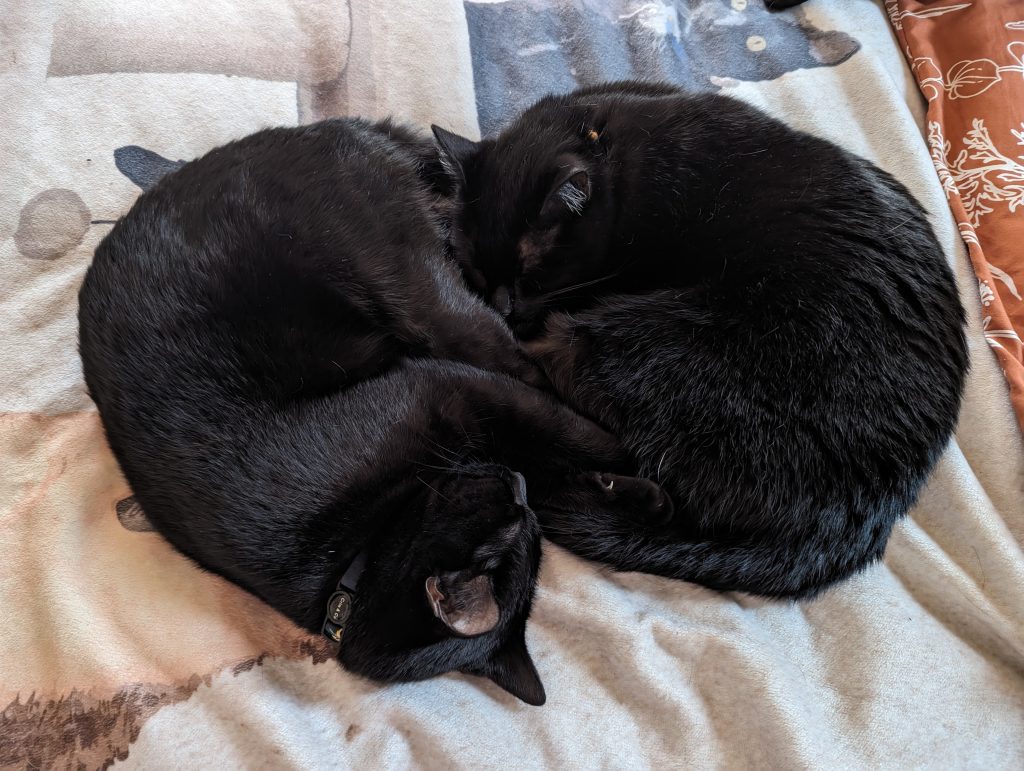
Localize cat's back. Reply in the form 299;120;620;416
80;118;445;405
601;89;948;289
577;87;965;363
84;117;440;314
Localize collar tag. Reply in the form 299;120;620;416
321;549;367;644
323;589;353;642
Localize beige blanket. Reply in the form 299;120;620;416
1;0;1021;767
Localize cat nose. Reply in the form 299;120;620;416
491;286;512;318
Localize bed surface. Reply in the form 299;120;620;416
1;1;1022;767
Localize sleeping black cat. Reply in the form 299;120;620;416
78;117;670;705
433;81;969;598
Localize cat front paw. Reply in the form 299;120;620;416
520;321;581;398
513;354;553;391
587;472;675;527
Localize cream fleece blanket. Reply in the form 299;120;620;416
1;1;1021;768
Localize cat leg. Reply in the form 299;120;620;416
466;374;627;471
520;289;708;432
520;316;584;401
443;371;673;523
519;310;610;420
429;308;550;389
531;471;674;527
401;360;674;528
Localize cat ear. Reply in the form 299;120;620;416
431;125;478;181
425;573;500;637
481;630;546;706
500;469;529;509
541;166;591;219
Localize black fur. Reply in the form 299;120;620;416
78;117;665;704
434;82;969;598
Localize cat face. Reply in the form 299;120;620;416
339;465;546;705
434;92;628;338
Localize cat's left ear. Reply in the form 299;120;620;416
431;125;479;181
476;629;546;706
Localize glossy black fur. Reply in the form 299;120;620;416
434;82;969;597
78;118;669;704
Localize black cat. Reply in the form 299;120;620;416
78;117;670;704
432;81;968;597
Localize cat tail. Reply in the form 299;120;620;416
541;515;890;599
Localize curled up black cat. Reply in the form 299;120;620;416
432;80;969;598
78;117;671;704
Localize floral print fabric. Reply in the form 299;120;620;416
889;0;1024;433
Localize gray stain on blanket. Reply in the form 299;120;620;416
464;0;860;134
14;188;91;260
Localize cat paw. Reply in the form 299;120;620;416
511;353;553;391
520;332;578;397
588;472;675;527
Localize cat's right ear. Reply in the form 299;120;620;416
431;125;479;182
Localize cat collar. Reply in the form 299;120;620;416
322;549;368;643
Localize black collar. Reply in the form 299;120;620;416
322;549;368;643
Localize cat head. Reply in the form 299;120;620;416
433;83;669;337
338;464;546;705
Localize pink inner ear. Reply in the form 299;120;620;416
450;575;500;636
425;574;500;637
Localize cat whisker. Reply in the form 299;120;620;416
416;460;460;474
416;475;453;504
655;450;669;482
543;271;622;300
411;433;469;474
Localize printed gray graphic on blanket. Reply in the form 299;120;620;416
114;146;187;191
465;0;859;134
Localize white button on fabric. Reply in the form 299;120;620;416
746;35;767;52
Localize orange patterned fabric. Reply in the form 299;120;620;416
888;0;1024;433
